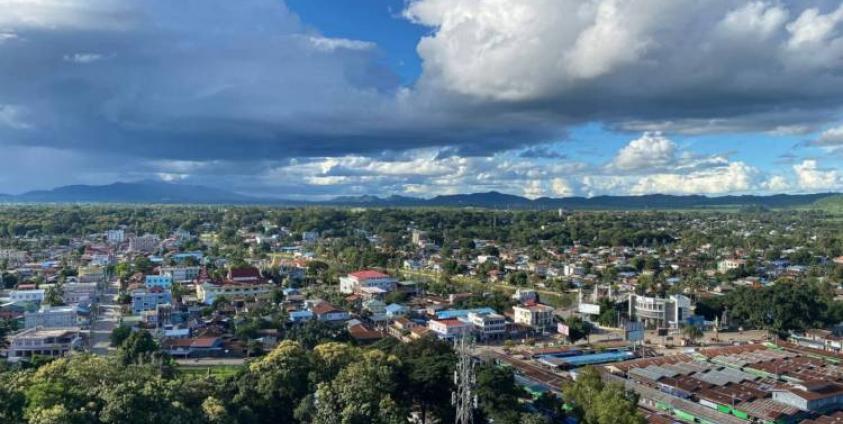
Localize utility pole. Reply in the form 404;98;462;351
452;333;477;424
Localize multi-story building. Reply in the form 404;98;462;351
160;266;201;283
7;328;81;362
467;311;506;340
411;229;428;247
128;234;160;252
24;305;78;329
105;229;125;244
195;267;272;305
513;304;555;331
302;230;319;243
0;249;28;266
131;287;172;315
144;274;173;289
428;318;473;340
629;294;693;329
62;282;98;304
9;288;45;304
339;270;397;294
717;258;747;273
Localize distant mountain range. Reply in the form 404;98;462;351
0;180;839;210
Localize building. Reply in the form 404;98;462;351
467;311;506;340
309;301;351;322
62;282;98;304
428;318;473;340
24;305;77;329
128;234;160;252
160;266;201;283
105;229;125;244
339;270;398;294
513;304;555;331
131;287;172;315
194;267;273;305
9;288;45;304
302;230;319;243
629;294;693;329
0;249;27;266
718;258;747;273
773;382;843;412
144;274;173;289
7;328;81;362
411;229;428;247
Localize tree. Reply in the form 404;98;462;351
563;367;644;424
680;324;704;345
234;340;311;423
313;350;407;424
43;285;64;307
564;316;592;344
116;330;161;365
475;364;525;424
110;325;132;348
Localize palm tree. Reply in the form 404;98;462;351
681;324;704;345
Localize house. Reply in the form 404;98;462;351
388;317;420;341
7;327;81;362
10;289;45;304
145;274;173;289
717;258;746;273
339;270;397;294
165;336;224;358
131;286;172;315
385;303;408;319
289;310;314;323
363;298;387;323
428;318;472;340
310;301;351;322
24;305;77;329
348;322;383;344
513;304;555;331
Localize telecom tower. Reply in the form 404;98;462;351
452;334;477;424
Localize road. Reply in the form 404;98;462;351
90;280;120;355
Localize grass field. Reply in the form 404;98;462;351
178;364;242;380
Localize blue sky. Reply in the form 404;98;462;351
1;0;843;198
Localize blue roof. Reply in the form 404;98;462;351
385;303;407;312
543;351;634;367
436;307;496;320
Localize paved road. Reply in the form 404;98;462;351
91;282;120;355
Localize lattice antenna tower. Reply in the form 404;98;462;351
451;333;477;424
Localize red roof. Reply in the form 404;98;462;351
311;301;343;315
434;318;468;328
228;267;261;280
349;270;389;280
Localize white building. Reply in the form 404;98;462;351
105;229;125;244
62;282;98;304
428;318;473;340
24;306;78;329
7;328;81;362
513;304;555;331
467;311;506;340
717;258;746;273
160;266;202;283
339;270;398;294
128;234;160;252
302;230;319;243
10;288;45;304
629;294;693;329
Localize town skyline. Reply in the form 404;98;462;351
2;1;843;199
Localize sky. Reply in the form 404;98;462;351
2;0;843;199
